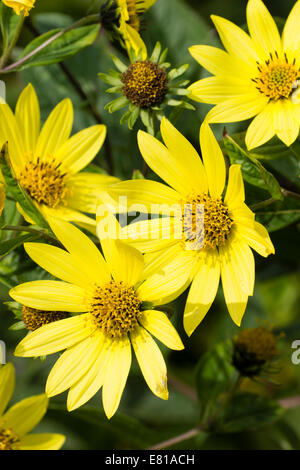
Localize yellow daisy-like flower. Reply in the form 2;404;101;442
188;0;300;149
10;216;184;419
0;363;65;450
2;0;35;16
117;0;157;59
106;118;275;334
0;84;118;232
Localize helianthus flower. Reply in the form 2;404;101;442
2;0;35;16
10;216;184;419
0;363;65;450
106;118;275;335
0;83;118;232
188;0;300;149
100;0;156;59
99;42;191;132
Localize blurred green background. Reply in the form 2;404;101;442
1;0;300;450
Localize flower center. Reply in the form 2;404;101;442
121;61;168;108
0;427;20;451
90;280;141;338
182;193;233;251
19;159;67;208
254;53;300;100
22;306;69;331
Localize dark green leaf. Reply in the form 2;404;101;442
0;233;39;256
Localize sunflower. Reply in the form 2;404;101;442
106;118;275;335
10;216;184;419
0;83;118;232
0;363;65;450
188;0;300;150
2;0;35;16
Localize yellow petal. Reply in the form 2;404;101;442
10;280;88;312
15;83;40;153
188;76;252;104
219;238;253;326
236;221;275;257
15;314;94;357
46;332;105;397
224;165;245;210
246;0;282;57
40;204;97;234
245;102;276;150
211;14;259;68
2;394;48;437
0;363;15;417
24;242;95;291
47;216;111;285
142;243;183;280
140;310;184;350
67;335;112;411
56;125;107;174
35;99;73;159
183;249;220;336
206;94;268;124
282;0;300;54
137;251;196;306
107;179;181;215
130;327;168;400
199;121;226;198
20;433;65;450
0;103;25;172
272;100;299;147
138;129;198;196
102;336;132;419
160;117;208;194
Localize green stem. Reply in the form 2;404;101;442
2;225;62;246
250;197;277;211
0;14;100;73
0;13;25;69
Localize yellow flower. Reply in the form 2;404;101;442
0;84;118;232
117;0;156;59
10;216;184;419
0;363;65;450
188;0;300;149
106;118;275;334
2;0;35;16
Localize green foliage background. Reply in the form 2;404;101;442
0;0;300;450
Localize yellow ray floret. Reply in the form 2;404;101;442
10;215;184;419
2;0;35;16
0;363;65;450
106;118;275;335
0;83;119;231
188;0;300;149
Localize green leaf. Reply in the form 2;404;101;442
16;24;100;70
0;233;39;257
223;135;284;201
0;3;20;52
195;341;236;419
0;143;49;229
256;196;300;232
220;393;284;433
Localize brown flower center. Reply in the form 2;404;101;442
0;427;20;450
22;306;69;331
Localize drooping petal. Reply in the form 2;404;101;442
139;310;184;350
10;280;88;313
2;394;48;437
14;314;94;357
46;332;105;397
102;336;132;419
0;103;25;172
24;243;95;291
15;83;40;153
35;99;73;159
19;433;65;451
245;102;276;150
55;125;107;174
236;221;275;257
246;0;282;57
272;99;299;147
224;165;245;210
131;327;168;400
206;94;268;124
0;363;15;417
199;121;226;198
183;249;220;336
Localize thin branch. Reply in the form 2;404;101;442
147;428;202;451
2;225;62;247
